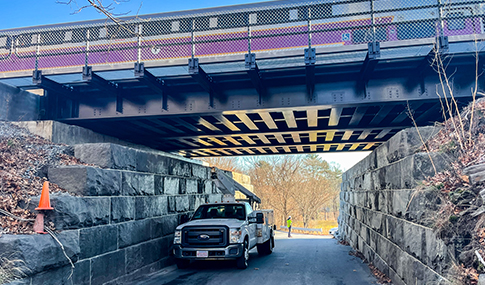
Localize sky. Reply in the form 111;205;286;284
1;0;265;30
0;0;371;171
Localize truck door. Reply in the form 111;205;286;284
245;203;257;248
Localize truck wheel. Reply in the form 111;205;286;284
175;258;190;269
236;240;249;269
267;236;274;254
258;236;273;255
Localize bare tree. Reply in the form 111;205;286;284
249;156;302;226
196;157;241;172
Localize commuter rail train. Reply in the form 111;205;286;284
0;0;484;73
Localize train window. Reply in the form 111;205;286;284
289;9;298;20
140;20;172;36
16;34;33;47
209;17;218;28
107;24;136;39
396;21;435;40
71;29;86;42
447;12;465;30
41;31;63;45
195;17;210;31
310;4;332;20
256;8;292;25
218;13;248;28
179;19;193;32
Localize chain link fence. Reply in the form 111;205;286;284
0;0;483;75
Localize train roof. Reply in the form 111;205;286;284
0;0;319;33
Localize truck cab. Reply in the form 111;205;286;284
172;202;275;269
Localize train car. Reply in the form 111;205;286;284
0;0;483;74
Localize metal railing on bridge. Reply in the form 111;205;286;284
0;0;484;77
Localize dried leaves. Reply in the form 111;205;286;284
419;98;485;283
0;122;84;234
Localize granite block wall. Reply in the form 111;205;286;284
339;126;457;285
1;143;223;285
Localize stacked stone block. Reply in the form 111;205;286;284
339;127;456;285
1;143;223;285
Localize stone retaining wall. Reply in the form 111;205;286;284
339;127;457;285
1;143;223;285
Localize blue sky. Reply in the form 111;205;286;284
1;0;261;30
0;0;371;170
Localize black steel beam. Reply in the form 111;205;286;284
134;62;168;110
245;53;265;105
32;70;73;94
82;66;119;91
305;48;316;101
188;58;221;107
358;42;380;84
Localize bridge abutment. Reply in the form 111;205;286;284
0;122;224;285
340;126;457;285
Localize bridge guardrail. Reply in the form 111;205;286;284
280;225;324;235
0;0;484;76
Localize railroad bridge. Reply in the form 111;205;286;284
1;0;484;157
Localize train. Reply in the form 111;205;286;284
0;0;484;73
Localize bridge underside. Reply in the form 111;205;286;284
2;40;483;157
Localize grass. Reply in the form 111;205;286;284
0;255;28;284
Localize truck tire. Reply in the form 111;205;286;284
257;235;274;255
236;240;249;269
175;258;190;269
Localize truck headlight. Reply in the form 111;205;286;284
174;230;181;244
230;229;241;244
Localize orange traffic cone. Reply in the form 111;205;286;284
35;181;53;210
34;181;53;234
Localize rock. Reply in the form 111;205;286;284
74;143;136;170
121;172;155;196
386;126;441;164
118;220;151;248
48;166;121;196
90;250;126;285
111;197;135;223
136;150;169;174
0;231;80;275
79;225;117;259
30;193;110;230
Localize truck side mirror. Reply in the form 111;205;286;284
256;213;264;224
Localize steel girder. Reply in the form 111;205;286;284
1;40;483;157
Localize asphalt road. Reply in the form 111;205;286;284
130;231;380;285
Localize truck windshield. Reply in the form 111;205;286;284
191;204;245;220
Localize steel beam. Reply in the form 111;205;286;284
134;62;168;110
235;113;259;130
305;48;316;100
33;70;70;94
245;53;265;104
189;58;220;107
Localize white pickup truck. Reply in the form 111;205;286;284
172;202;275;269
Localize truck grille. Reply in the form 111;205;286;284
182;226;228;247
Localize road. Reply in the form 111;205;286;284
130;231;380;285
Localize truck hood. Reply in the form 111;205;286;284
176;219;245;230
